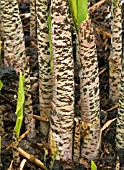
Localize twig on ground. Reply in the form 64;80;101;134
89;0;106;13
6;129;31;151
18;147;47;170
33;114;49;122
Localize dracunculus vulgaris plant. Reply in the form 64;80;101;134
109;0;122;103
30;0;36;38
36;0;52;139
68;0;100;162
49;0;74;161
0;81;3;167
115;0;124;161
116;61;124;163
1;0;35;139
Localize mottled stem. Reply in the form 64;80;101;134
1;0;36;139
30;0;36;38
109;0;122;103
50;0;74;161
36;0;52;137
78;19;100;161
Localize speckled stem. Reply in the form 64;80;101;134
73;117;81;162
30;0;36;38
78;19;100;161
36;0;52;137
1;0;36;139
109;0;122;103
49;0;74;161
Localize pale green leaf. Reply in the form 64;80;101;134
68;0;78;31
14;108;23;136
14;71;25;136
91;160;97;170
68;0;88;31
77;0;88;28
15;71;25;116
0;80;3;90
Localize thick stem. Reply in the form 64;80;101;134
78;20;100;161
36;0;52;137
1;0;36;139
50;0;74;161
109;0;122;103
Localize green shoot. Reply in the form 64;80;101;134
68;0;88;31
91;160;97;170
49;149;58;170
14;71;25;136
44;151;47;167
48;6;53;74
0;80;3;90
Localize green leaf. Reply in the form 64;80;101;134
77;0;88;28
0;80;3;90
68;0;78;31
68;0;88;31
14;71;25;136
14;108;23;136
15;71;25;116
91;160;97;170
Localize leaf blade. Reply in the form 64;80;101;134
77;0;88;28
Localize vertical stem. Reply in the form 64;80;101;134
30;0;36;38
115;2;124;163
109;0;122;103
50;0;74;161
0;111;4;135
24;58;36;139
1;0;36;139
1;0;26;63
116;66;124;159
73;117;81;162
78;20;100;161
12;131;20;168
36;0;52;137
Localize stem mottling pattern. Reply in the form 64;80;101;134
78;20;100;160
50;0;74;161
109;0;122;102
36;0;52;137
1;0;36;139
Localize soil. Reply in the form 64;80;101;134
0;0;124;170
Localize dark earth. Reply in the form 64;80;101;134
0;0;124;169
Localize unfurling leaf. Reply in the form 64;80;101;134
68;0;88;31
14;71;25;136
